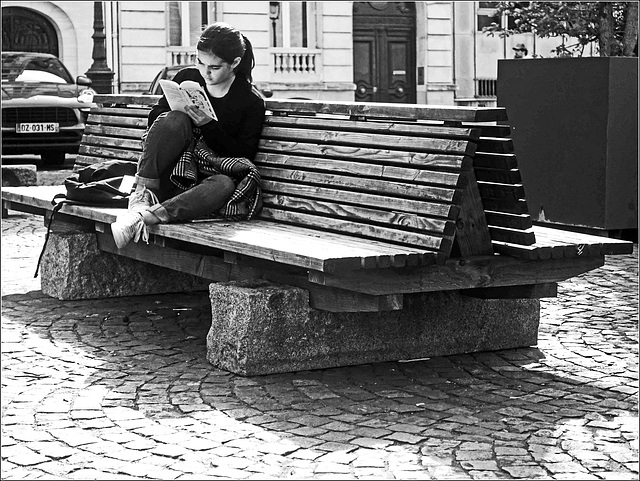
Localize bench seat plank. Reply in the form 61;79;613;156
1;186;442;273
308;255;605;296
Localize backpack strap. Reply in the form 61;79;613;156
34;194;71;278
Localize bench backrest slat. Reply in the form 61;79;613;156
265;116;481;140
261;181;459;218
256;153;461;186
258;139;472;171
261;126;476;155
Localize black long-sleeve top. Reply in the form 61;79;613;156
148;68;266;161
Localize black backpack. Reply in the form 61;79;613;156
35;160;138;277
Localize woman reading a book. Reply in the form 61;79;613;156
111;22;265;249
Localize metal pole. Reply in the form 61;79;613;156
85;1;115;93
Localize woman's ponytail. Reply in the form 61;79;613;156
236;35;255;84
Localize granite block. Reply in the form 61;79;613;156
41;231;209;300
2;164;37;187
207;280;540;376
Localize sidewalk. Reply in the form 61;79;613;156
1;198;638;479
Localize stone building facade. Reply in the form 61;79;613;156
2;1;580;106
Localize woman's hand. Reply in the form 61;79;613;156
184;105;213;127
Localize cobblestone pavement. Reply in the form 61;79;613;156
1;189;638;479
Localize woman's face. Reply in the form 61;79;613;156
196;50;241;86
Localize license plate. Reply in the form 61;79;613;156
15;123;60;133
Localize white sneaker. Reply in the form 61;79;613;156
111;211;149;249
128;186;159;213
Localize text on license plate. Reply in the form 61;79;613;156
16;123;60;133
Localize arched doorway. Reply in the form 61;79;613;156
353;2;416;103
2;7;59;56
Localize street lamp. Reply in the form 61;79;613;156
269;2;280;47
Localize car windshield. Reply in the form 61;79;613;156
1;52;74;84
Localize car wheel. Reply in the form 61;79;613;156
41;152;66;165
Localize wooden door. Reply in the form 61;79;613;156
353;2;416;104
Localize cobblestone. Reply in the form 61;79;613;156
1;188;638;479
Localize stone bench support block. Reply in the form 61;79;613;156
2;164;37;187
41;231;209;300
207;280;540;376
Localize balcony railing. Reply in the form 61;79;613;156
165;46;322;82
167;47;196;66
475;78;497;98
271;48;321;76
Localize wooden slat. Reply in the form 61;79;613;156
259;208;450;253
484;211;533;230
461;123;511;137
259;139;472;170
473;153;518;170
261;126;476;155
492;241;550;260
533;225;634;256
89;105;151;118
261;180;458;219
95;94;159;106
152;221;435;273
255;153;462;187
525;231;577;259
84;124;146;139
93;95;508;123
265;98;508;122
477;182;526;202
260;167;462;204
74;155;138;171
261;195;455;236
264;115;481;140
233;218;439;268
488;226;536;245
475;137;514;154
87;114;148;128
480;198;530;215
474;167;522;184
81;134;143;151
77;145;142;162
308;255;605;296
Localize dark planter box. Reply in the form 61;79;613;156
497;57;638;233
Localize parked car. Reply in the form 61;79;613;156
146;64;194;95
1;51;96;165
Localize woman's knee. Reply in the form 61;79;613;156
148;111;192;138
203;174;236;196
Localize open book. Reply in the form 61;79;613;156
159;79;217;121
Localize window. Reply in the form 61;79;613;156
476;1;502;32
269;2;316;48
167;1;215;47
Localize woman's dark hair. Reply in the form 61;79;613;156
197;22;255;84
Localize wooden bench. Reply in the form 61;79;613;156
2;94;633;374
